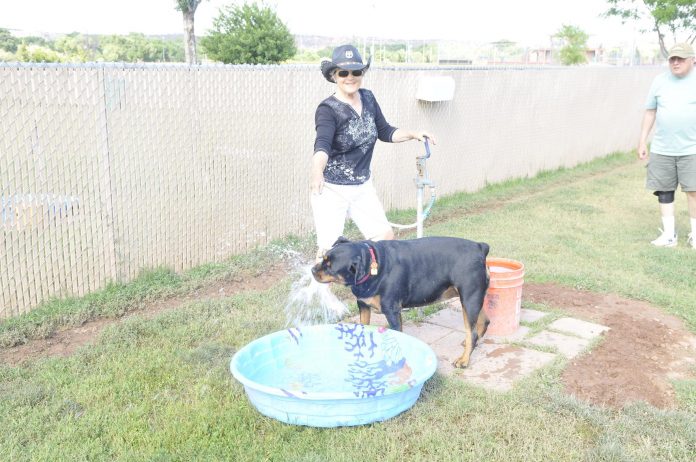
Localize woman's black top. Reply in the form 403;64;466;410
314;89;397;185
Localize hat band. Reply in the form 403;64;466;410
335;61;364;67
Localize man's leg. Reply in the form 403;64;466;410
651;191;677;247
687;191;696;248
647;153;678;247
677;153;696;248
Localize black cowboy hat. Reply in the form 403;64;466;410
320;44;372;83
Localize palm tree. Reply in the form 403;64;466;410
175;0;203;64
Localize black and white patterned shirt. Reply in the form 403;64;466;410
314;89;397;185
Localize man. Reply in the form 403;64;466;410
638;42;696;249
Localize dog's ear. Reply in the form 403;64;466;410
331;236;351;247
352;251;367;285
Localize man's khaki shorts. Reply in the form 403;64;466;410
646;153;696;192
310;179;392;253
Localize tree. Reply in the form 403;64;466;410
490;39;521;63
16;43;63;63
0;28;19;53
175;0;204;64
54;33;100;62
149;37;186;62
100;33;184;62
554;25;589;65
201;2;296;64
605;0;696;57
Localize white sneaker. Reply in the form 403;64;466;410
688;233;696;249
651;229;677;247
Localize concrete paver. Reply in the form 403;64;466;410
525;330;591;359
485;326;531;343
429;330;470;372
520;308;550;323
347;313;388;327
347;306;609;392
424;307;465;331
410;309;607;391
402;322;451;344
453;343;557;391
548;317;610;339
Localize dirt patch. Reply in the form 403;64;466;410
0;263;291;366
2;275;695;410
525;283;696;409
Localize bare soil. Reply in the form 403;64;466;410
0;264;289;367
2;272;695;410
525;283;696;409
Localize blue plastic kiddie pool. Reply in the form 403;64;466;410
230;323;437;427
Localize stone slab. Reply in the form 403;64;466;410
347;313;389;327
444;298;462;310
442;341;557;391
342;308;609;392
520;308;550;324
526;330;590;359
429;330;469;373
484;326;531;343
423;307;465;331
402;322;451;344
548;317;610;339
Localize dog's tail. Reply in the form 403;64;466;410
478;242;490;257
479;242;491;289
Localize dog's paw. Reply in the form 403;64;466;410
453;356;470;369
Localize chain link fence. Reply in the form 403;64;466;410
0;62;660;318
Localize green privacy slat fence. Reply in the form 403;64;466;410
0;62;659;318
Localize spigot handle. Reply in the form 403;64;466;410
423;136;431;159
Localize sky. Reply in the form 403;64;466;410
3;0;657;48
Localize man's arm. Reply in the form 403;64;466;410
638;109;656;160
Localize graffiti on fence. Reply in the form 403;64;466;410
1;193;81;230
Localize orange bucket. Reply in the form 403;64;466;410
483;257;525;336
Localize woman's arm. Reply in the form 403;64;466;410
310;151;328;194
390;129;437;144
311;104;336;194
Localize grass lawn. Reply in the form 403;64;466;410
1;151;695;461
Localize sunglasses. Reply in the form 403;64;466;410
336;69;363;78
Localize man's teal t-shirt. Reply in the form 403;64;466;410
645;69;696;156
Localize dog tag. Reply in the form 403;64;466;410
370;261;378;276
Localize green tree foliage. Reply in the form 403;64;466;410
15;43;64;63
605;0;696;57
54;33;100;62
0;29;51;56
201;2;296;64
0;28;185;63
0;28;19;53
490;39;522;63
290;42;439;65
555;25;589;65
21;36;52;47
151;38;185;62
101;33;184;62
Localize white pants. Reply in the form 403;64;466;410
311;179;392;253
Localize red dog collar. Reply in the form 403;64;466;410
356;245;378;284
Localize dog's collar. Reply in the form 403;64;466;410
356;243;378;285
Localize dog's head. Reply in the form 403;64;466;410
311;237;373;286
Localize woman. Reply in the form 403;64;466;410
311;44;436;260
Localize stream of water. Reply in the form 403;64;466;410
284;263;349;327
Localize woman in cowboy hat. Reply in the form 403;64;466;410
310;44;436;260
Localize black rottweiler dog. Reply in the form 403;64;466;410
312;236;490;368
